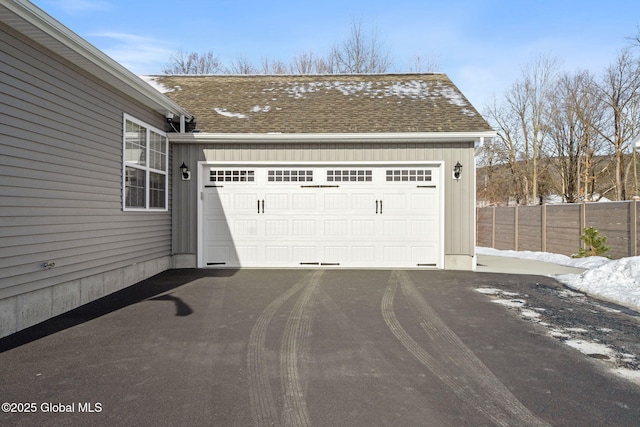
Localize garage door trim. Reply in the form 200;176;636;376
197;161;445;268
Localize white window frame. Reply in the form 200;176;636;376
122;113;169;211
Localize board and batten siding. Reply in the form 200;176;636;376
172;141;476;268
0;22;172;336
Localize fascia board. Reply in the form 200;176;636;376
168;131;498;144
1;0;192;120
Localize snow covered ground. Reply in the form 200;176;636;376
477;247;640;384
477;247;640;312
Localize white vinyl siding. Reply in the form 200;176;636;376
123;114;168;211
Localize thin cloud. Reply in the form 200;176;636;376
50;0;111;14
89;32;175;74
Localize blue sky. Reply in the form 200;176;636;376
32;0;640;110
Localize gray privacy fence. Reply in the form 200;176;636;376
477;201;640;259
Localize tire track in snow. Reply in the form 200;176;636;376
382;271;550;427
247;273;311;426
280;270;323;427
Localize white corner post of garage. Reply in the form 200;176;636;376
196;161;445;269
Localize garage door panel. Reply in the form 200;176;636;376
203;193;228;212
351;245;376;262
231;219;258;236
265;246;289;262
265;219;289;235
292;219;317;236
292;193;317;210
383;246;409;263
411;192;437;210
207;219;233;237
236;245;259;263
383;220;408;236
233;193;259;210
324;193;348;210
324;245;348;262
381;193;407;211
411;220;436;237
324;219;348;235
206;245;231;262
412;246;437;265
293;246;318;263
351;220;376;236
265;193;289;211
351;193;377;210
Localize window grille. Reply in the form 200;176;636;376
327;170;372;182
267;170;313;182
210;170;255;182
386;169;432;182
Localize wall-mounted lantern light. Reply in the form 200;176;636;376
453;161;463;180
180;162;191;181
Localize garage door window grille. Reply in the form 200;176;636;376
327;170;372;182
386;169;432;182
210;170;255;182
267;170;313;182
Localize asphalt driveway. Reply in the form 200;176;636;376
1;269;639;426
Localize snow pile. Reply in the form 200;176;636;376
477;247;640;312
557;257;640;312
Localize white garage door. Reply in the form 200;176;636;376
200;163;442;268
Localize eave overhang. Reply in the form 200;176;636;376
168;131;497;144
0;0;192;120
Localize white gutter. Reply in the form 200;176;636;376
1;0;192;120
168;131;498;144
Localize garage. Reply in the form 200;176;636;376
158;73;496;270
199;163;443;268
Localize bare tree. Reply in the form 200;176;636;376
409;53;441;73
260;57;289;74
500;55;558;204
162;49;224;74
290;51;325;74
483;97;528;204
627;26;640;46
546;71;600;202
591;48;640;200
328;19;393;74
227;55;258;74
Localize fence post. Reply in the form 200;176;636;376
579;203;586;252
514;205;519;251
541;204;547;252
632;201;637;257
491;206;496;248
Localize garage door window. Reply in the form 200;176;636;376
267;170;313;182
327;170;372;182
386;169;432;182
210;170;255;182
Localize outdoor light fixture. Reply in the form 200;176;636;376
180;162;191;181
453;161;463;180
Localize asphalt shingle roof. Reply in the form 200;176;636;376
148;74;493;134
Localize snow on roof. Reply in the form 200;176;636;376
150;74;494;134
140;75;174;94
214;107;248;119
